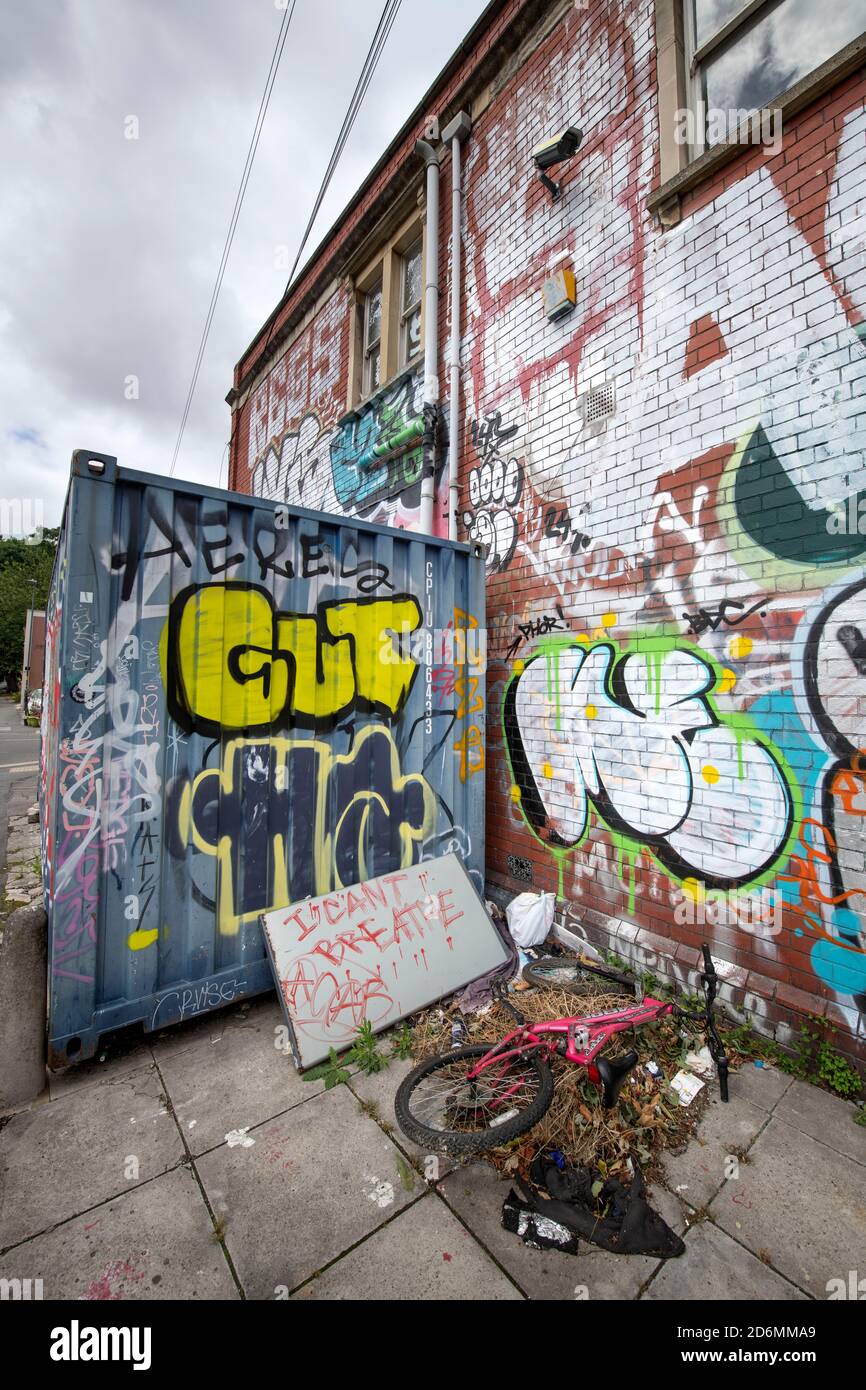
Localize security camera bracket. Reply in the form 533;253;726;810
539;171;561;201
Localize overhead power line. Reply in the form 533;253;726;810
258;0;403;364
169;0;299;476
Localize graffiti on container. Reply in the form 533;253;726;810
167;582;422;735
151;975;250;1028
111;491;397;596
175;724;436;935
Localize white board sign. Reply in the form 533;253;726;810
260;853;509;1068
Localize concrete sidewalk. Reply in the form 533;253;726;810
0;991;863;1300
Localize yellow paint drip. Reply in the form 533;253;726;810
602;612;617;628
510;785;522;801
585;704;597;720
702;764;720;785
728;635;753;660
542;761;553;779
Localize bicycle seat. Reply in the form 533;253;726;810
597;1049;639;1108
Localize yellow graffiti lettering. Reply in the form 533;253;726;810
324;597;420;716
168;583;422;733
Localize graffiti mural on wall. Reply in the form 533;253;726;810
249;366;443;529
504;635;797;891
462;410;523;571
461;3;866;1039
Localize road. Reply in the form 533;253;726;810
0;696;41;884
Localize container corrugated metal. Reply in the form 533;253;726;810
43;450;486;1066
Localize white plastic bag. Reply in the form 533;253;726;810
506;891;555;949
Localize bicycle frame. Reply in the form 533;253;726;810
466;995;674;1090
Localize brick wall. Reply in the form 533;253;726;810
230;0;866;1062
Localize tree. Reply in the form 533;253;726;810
0;529;59;691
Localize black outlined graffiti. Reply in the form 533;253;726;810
463;412;524;572
683;596;767;637
166;582;422;737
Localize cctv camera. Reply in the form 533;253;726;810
533;126;583;171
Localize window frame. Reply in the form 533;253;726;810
362;278;383;398
347;208;425;410
684;0;777;157
653;0;866;214
398;237;423;371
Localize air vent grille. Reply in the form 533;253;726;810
584;381;615;425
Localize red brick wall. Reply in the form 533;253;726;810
463;3;866;1062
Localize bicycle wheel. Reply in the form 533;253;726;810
394;1044;554;1155
522;957;632;993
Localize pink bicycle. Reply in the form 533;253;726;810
394;944;729;1154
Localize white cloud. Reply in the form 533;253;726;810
0;0;489;528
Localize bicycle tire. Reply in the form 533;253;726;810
394;1044;554;1155
522;957;633;993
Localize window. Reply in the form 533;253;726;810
399;240;422;368
363;280;382;396
348;211;424;408
685;0;866;154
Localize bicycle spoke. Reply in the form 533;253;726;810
407;1056;541;1134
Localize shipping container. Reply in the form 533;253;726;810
42;450;486;1067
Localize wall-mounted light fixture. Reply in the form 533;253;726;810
532;125;582;201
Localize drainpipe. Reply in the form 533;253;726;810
416;137;440;535
441;112;471;542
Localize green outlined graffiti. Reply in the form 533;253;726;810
502;634;801;897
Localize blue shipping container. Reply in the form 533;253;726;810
42;451;486;1066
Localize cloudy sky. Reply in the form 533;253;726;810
0;0;489;531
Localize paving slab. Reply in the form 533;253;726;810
0;1063;185;1249
727;1061;793;1112
438;1159;687;1300
660;1092;769;1210
773;1079;866;1167
643;1219;807;1300
292;1191;523;1300
347;1054;455;1179
709;1115;866;1299
156;1000;319;1156
47;1041;155;1101
148;992;277;1062
0;1166;238;1300
195;1084;419;1298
